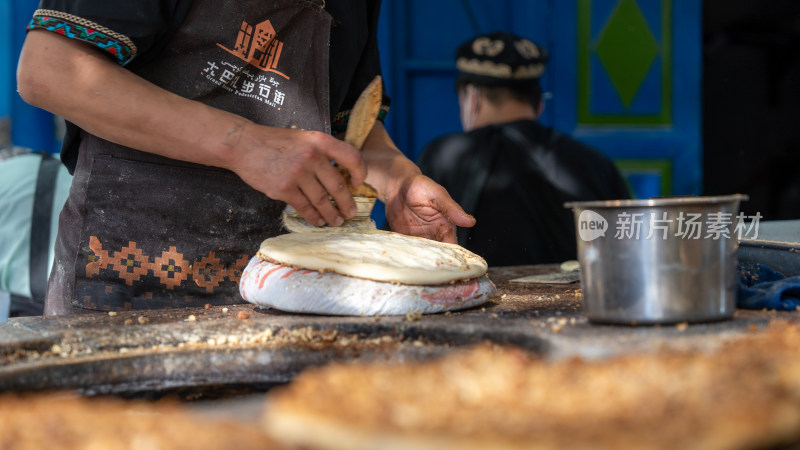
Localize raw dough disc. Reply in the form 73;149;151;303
239;257;496;316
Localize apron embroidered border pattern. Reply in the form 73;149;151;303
85;236;250;293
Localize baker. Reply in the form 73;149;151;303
16;1;475;315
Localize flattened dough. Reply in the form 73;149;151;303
239;258;495;316
257;230;488;285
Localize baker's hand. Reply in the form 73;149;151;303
229;125;367;227
16;31;367;228
384;174;475;244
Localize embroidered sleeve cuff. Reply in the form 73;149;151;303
332;105;390;137
27;9;138;66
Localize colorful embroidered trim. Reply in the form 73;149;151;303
332;105;389;136
28;9;137;66
85;236;250;293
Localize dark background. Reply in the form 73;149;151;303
703;0;800;219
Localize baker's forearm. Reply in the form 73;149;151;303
361;122;421;202
17;30;253;169
18;30;368;226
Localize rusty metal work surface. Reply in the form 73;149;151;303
0;265;797;395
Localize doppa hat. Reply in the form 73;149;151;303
456;32;548;86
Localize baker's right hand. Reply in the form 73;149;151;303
16;30;364;227
226;125;367;227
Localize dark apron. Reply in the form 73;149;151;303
45;0;332;314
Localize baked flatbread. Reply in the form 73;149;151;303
262;322;800;450
0;394;276;449
256;230;488;285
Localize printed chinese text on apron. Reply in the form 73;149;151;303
46;0;332;313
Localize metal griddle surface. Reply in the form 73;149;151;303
0;265;796;396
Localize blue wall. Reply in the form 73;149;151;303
1;0;58;153
0;0;12;147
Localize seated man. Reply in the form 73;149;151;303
418;32;630;267
0;147;72;317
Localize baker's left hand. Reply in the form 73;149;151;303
384;174;475;244
360;122;474;243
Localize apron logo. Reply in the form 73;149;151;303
217;19;289;80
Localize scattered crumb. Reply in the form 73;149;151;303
501;294;508;299
187;315;197;322
676;322;689;332
204;304;212;309
490;313;498;319
405;311;422;322
237;311;250;320
444;311;452;316
550;324;563;333
124;318;134;326
137;316;149;325
108;311;117;317
560;260;580;273
222;307;229;313
261;328;274;342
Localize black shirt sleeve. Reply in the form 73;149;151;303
325;0;390;135
28;1;193;172
28;0;191;66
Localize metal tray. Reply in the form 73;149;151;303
738;219;800;276
739;238;800;276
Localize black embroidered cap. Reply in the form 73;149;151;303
455;32;548;86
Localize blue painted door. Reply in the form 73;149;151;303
0;0;59;153
0;0;13;148
377;0;702;199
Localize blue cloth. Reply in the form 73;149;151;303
737;263;800;311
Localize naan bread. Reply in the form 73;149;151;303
262;322;800;450
0;394;276;449
256;230;488;285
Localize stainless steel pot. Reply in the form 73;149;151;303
564;195;748;325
